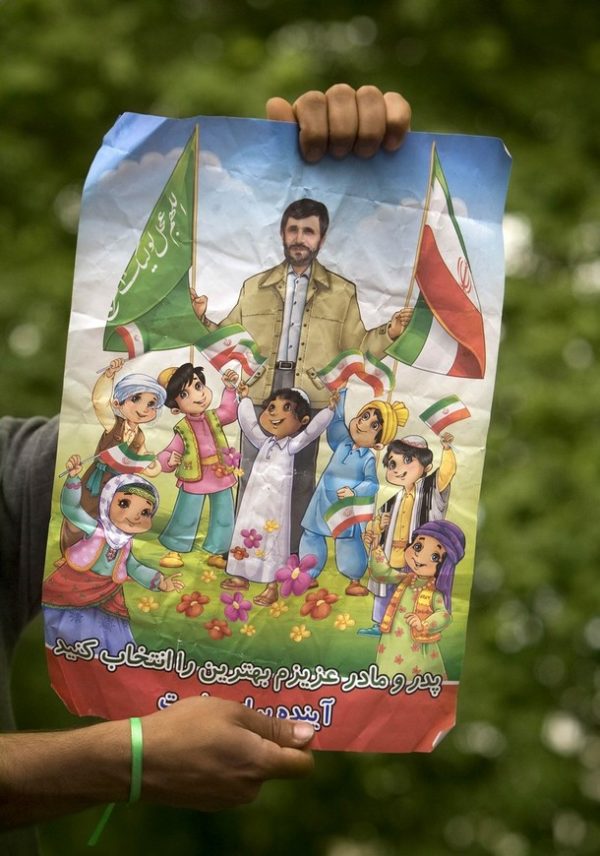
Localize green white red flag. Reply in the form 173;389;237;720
386;145;486;379
324;495;375;538
97;443;156;473
317;350;364;390
317;350;395;396
195;324;266;379
356;351;396;397
419;394;471;434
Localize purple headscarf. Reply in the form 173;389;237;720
409;520;466;613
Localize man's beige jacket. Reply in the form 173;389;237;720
206;260;393;408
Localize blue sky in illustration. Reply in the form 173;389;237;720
77;113;511;337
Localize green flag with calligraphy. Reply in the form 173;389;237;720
103;127;207;356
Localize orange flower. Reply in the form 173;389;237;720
299;588;339;620
204;618;232;640
176;591;210;618
230;545;249;561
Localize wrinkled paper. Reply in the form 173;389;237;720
43;114;511;752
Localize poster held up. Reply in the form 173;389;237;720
43;113;511;753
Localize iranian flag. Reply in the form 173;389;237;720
419;394;471;434
103;127;209;358
195;324;266;379
356;351;396;397
97;443;156;473
386;144;486;379
316;350;365;390
324;496;375;538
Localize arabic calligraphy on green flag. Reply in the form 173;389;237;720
103;127;205;357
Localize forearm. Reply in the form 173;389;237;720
91;373;116;432
0;719;130;828
436;447;457;492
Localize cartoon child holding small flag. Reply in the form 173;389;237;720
300;387;408;596
155;362;240;570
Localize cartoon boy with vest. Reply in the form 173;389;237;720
157;363;239;570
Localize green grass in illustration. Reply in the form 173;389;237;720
44;481;472;684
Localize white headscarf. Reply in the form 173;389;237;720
97;473;159;550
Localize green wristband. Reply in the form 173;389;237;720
129;717;143;803
87;716;144;846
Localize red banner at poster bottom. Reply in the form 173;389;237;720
46;649;459;753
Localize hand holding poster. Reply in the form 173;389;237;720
43;114;511;752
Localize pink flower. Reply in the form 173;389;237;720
220;591;252;622
275;554;317;597
241;528;262;549
223;447;242;468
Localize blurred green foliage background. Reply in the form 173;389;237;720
2;0;599;853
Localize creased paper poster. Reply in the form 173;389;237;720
42;114;511;753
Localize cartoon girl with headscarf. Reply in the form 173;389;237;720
371;520;466;679
61;358;167;552
44;455;183;656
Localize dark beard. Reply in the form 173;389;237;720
283;242;319;268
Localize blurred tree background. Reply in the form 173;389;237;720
2;0;599;853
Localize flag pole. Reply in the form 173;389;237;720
365;145;438;575
404;141;437;310
190;123;200;366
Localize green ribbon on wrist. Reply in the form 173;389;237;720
129;716;143;803
87;716;144;847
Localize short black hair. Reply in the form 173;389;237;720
280;198;329;237
261;388;312;425
383;439;434;469
165;363;206;409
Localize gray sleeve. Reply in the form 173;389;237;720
0;417;58;646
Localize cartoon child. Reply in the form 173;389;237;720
222;386;337;606
371;519;465;679
359;432;457;635
60;358;166;551
156;363;239;570
43;455;183;657
299;387;408;596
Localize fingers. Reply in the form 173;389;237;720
238;708;315;780
266;85;411;162
354;85;386;158
325;83;358;158
292;90;329;163
240;705;314;749
265;96;296;123
382;91;412;151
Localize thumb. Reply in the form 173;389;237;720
240;707;314;748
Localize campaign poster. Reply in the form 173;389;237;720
42;113;511;752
